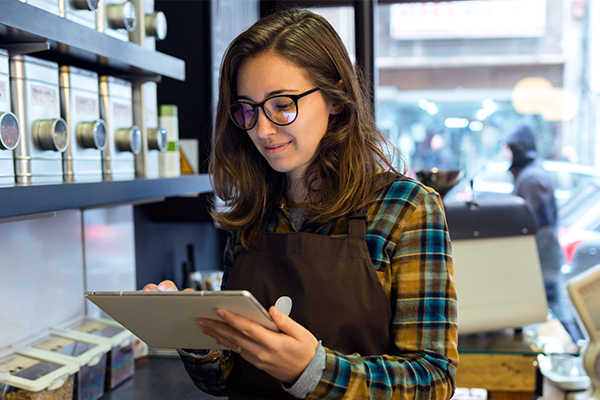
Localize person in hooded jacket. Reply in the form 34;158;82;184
503;121;582;341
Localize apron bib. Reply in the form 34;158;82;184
225;206;393;399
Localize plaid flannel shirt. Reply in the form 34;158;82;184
179;176;459;399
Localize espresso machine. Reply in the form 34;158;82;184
416;170;548;334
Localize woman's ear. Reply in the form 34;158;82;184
330;103;343;116
329;79;344;115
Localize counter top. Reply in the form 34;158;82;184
103;356;221;400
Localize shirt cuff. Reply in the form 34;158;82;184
176;348;213;359
282;342;326;398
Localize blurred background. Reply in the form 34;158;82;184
309;0;600;284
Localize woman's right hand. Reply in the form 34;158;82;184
143;280;192;292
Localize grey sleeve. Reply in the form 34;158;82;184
282;342;326;398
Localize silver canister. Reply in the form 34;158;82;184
96;0;137;42
10;56;68;185
59;0;100;29
100;76;140;180
0;50;21;186
21;0;60;15
60;66;106;182
129;0;167;179
133;81;167;179
129;0;167;50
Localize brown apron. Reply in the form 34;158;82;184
224;194;394;399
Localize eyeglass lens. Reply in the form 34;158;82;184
231;96;297;129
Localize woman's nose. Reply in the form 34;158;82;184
255;108;276;138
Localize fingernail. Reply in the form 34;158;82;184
198;319;206;327
216;309;226;318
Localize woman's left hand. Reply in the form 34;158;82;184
198;306;319;384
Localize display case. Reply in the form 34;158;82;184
0;346;79;400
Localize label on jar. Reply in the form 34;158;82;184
31;84;57;107
112;102;131;119
72;321;108;334
0;81;6;104
75;96;97;115
33;336;75;352
0;355;39;375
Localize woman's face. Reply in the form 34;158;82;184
236;51;336;183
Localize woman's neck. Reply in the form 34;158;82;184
285;180;308;204
285;168;310;204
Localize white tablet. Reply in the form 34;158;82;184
85;290;277;350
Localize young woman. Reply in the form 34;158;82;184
144;9;458;399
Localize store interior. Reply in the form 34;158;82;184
1;0;600;399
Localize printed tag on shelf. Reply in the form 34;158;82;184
34;337;75;352
0;355;40;375
72;321;108;334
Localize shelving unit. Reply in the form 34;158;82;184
0;0;211;220
0;0;185;80
0;174;212;219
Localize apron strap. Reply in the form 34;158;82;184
348;208;367;240
348;172;399;240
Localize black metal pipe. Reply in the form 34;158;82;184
354;0;376;115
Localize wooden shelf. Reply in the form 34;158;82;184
0;174;211;219
0;0;185;81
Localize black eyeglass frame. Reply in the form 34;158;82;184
229;87;321;130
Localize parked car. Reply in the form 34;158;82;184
444;160;600;208
443;161;600;279
557;179;600;279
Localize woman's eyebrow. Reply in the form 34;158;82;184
237;89;300;102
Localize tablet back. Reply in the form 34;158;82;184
85;290;276;349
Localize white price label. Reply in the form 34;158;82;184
112;102;131;119
31;84;57;107
0;81;6;103
75;96;97;115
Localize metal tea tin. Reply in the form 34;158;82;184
21;0;60;15
60;66;106;183
96;0;137;42
0;49;21;186
10;55;68;185
59;0;99;29
99;76;140;180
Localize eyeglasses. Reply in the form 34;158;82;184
229;87;320;130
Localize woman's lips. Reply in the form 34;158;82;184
264;141;291;154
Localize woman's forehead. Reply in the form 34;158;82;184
235;51;315;100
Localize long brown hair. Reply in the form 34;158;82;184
210;9;401;248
